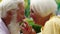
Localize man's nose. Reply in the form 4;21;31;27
23;16;25;19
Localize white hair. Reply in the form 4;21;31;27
0;0;24;18
31;0;57;17
0;0;24;34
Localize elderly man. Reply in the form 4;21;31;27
0;0;25;34
0;0;36;34
30;0;57;26
0;18;10;34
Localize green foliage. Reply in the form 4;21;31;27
24;0;30;17
32;24;42;33
56;0;60;3
55;0;60;15
24;18;42;33
55;0;60;9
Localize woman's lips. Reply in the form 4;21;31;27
30;12;37;20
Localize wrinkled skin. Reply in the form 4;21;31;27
2;3;25;26
17;3;25;22
30;9;52;26
2;3;36;34
20;22;36;34
2;10;13;26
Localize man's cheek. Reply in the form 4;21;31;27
19;9;25;15
17;13;21;22
16;11;25;22
17;13;24;22
3;13;13;25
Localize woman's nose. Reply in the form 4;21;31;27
30;12;35;19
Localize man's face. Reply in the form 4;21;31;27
17;3;25;22
3;3;25;25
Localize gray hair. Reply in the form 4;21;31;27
31;0;57;17
0;0;24;18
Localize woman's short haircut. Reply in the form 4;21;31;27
31;0;57;17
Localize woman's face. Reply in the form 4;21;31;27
30;9;52;26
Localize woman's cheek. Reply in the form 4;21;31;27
30;13;36;19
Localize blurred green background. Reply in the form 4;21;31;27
55;0;60;15
56;0;60;9
24;0;30;17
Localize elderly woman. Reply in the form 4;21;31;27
30;0;60;34
20;0;58;34
30;0;57;26
39;16;60;34
0;0;25;34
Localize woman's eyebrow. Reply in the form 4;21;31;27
31;9;34;13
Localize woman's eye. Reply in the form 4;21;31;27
31;10;34;13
